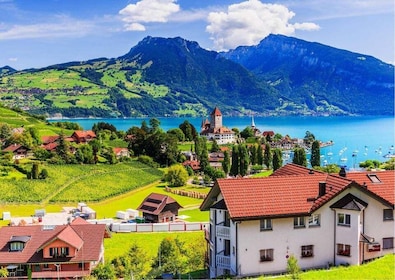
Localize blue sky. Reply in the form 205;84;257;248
0;0;393;70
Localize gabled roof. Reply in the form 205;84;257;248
201;172;353;220
201;164;395;220
41;135;59;144
330;193;368;210
0;223;108;264
72;130;96;139
211;107;222;116
137;193;182;215
2;144;24;152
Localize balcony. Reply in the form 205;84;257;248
216;255;230;269
216;225;230;239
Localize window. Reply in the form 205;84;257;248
308;214;320;227
260;249;274;262
294;217;305;228
337;213;351;226
383;209;393;221
60;247;69;257
337;244;351;256
383;238;394;249
301;245;314;258
49;247;59;257
260;219;272;231
9;242;24;252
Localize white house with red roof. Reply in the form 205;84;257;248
0;218;110;279
200;107;235;144
200;164;394;278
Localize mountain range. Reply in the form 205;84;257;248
0;35;393;118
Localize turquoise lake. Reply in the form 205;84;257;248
50;116;394;168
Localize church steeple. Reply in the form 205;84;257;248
251;115;256;128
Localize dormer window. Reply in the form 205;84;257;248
9;236;31;252
49;247;70;258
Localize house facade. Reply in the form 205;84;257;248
200;164;394;278
137;193;182;223
200;107;235;144
2;144;31;159
0;218;110;279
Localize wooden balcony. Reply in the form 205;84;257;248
216;255;230;269
216;225;230;239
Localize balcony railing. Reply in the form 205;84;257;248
216;225;230;239
216;255;230;269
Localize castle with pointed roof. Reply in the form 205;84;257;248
200;107;235;144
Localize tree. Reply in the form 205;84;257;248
293;147;307;167
167;128;185;142
39;168;49;179
0;266;8;278
210;139;220;152
257;144;263;165
240;126;254;139
249;144;258;165
149;118;161;133
239;144;249;176
304;131;315;146
164;164;188;187
287;255;300;280
0;123;12;140
91;263;116;280
179;120;197;141
56;131;71;163
229;145;239;176
222;150;230;175
31;163;39;179
310;140;321;167
263;143;272;169
127;242;152;280
272;148;282;171
155;236;187;276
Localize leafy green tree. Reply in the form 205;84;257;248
167;128;185;142
198;138;209;172
56;131;71;162
127;242;152;280
75;144;94;164
164;164;188;187
0;266;8;278
239;144;249;176
155;237;187;276
310;140;321;167
240;126;254;139
210;139;220;152
179;120;197;141
0;123;12;140
314;164;340;173
287;255;300;280
263;143;272;169
39;168;49;179
293;147;307;167
222;150;230;175
33;147;51;161
91;263;116;280
304;131;315;146
149;118;161;133
230;145;239;176
272;148;283;171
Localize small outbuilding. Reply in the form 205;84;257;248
137;193;182;223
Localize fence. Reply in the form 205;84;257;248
164;186;207;199
109;221;209;233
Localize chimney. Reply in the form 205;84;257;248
319;182;326;197
339;167;346;177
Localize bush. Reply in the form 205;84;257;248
137;155;159;168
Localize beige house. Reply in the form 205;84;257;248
200;107;235;144
200;164;394;278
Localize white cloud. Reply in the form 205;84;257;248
119;0;180;31
0;17;94;40
8;57;17;62
206;0;320;50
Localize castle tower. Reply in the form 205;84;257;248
210;107;222;129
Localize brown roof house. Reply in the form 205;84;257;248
137;193;182;223
2;144;31;159
0;218;110;279
71;130;96;144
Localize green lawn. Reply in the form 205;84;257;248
274;254;395;280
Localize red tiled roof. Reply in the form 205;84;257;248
42;142;58;151
183;160;200;170
41;135;59;144
262;131;275;137
113;147;128;154
345;170;394;205
2;144;23;152
201;164;395;220
211;107;222;116
0;223;107;264
73;130;96;138
213;173;352;220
